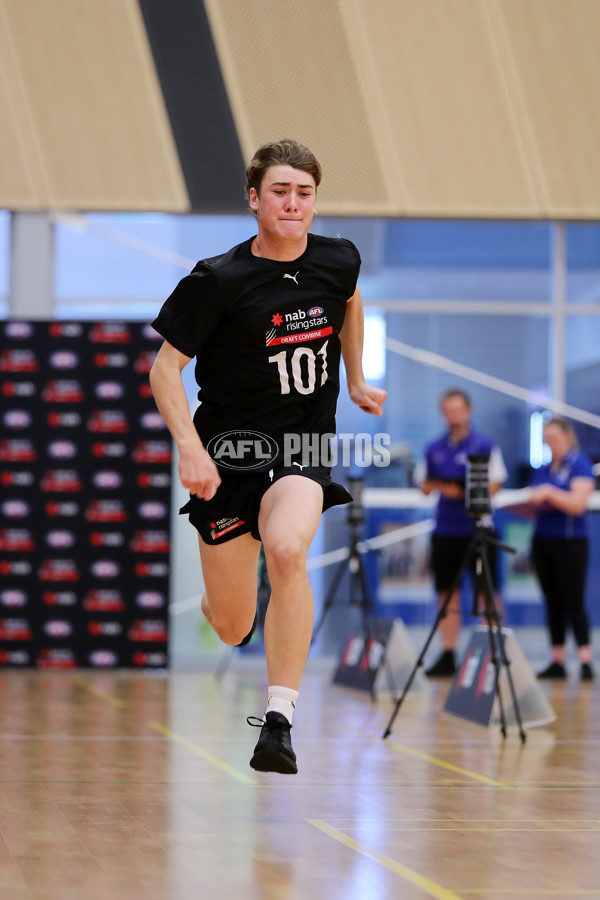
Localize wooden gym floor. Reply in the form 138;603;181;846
0;656;599;900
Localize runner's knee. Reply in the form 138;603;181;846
202;591;254;645
263;536;307;580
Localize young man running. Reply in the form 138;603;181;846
149;139;386;773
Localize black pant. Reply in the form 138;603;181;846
531;536;590;646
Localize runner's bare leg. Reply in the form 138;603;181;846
199;533;261;646
259;476;323;690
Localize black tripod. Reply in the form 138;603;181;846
383;518;527;742
312;480;396;701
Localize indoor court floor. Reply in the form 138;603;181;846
0;655;599;899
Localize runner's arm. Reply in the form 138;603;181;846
149;341;221;500
340;287;387;416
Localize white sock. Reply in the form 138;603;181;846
266;685;298;725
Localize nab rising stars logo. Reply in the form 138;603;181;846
266;305;329;347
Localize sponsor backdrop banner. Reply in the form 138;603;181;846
0;321;171;669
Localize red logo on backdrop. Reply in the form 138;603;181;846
133;651;167;666
45;501;80;517
0;619;32;640
131;531;170;553
92;470;123;490
134;561;169;578
137;472;171;488
43;620;73;638
138;383;153;399
0;440;36;461
88;650;119;667
128;620;168;642
42;591;77;607
0;650;30;665
42;380;84;403
0;560;32;576
47;440;78;459
1;500;31;519
85;500;127;522
37;648;77;669
139;412;166;431
141;324;162;342
135;591;165;609
49;323;83;338
88;621;122;637
49;350;80;370
1;381;36;397
4;322;33;339
83;590;125;612
0;470;34;487
0;529;34;551
89;323;131;343
90;560;120;579
91;441;127;458
40;470;83;492
89;531;124;548
3;410;33;429
0;350;38;372
134;351;157;374
46;411;82;428
0;590;28;608
45;530;76;548
133;441;172;464
95;380;125;399
87;410;130;433
38;559;80;582
137;501;168;520
93;352;128;368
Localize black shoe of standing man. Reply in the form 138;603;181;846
425;650;456;678
536;661;567;680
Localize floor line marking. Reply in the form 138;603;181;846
455;891;600;896
386;741;508;787
342;727;508;787
73;675;127;708
349;826;600;833
149;721;256;785
317;817;600;823
308;819;464;900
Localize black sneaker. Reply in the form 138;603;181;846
581;662;595;681
247;712;298;774
536;662;567;679
236;609;258;647
425;650;456;678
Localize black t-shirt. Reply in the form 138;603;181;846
151;233;360;454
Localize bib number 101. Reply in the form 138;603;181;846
268;340;328;395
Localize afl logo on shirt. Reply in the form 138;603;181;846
308;306;324;317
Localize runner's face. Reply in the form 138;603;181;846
249;165;316;244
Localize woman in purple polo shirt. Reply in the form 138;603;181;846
530;418;596;680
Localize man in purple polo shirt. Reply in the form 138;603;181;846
416;389;507;676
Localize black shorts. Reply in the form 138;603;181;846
430;533;499;593
180;465;352;545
